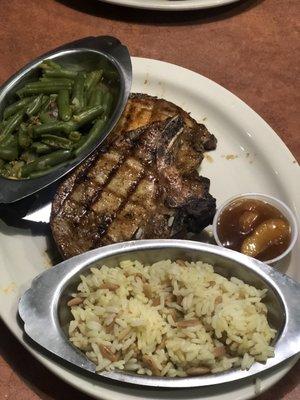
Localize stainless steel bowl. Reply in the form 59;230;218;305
0;36;132;203
18;239;300;388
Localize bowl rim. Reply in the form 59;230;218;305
212;192;298;264
0;36;132;203
18;239;300;388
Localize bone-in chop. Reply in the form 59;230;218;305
51;94;217;258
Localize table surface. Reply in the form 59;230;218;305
0;0;299;399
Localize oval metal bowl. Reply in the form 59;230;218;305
0;36;132;203
19;239;300;388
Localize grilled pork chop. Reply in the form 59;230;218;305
51;94;217;259
112;93;217;152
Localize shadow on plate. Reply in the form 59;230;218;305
56;0;265;25
0;182;57;233
0;184;62;265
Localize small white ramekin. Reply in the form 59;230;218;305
212;193;298;265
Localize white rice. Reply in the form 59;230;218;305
68;259;276;377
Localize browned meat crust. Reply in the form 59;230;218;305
51;95;217;259
113;93;217;151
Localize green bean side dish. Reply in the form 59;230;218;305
0;60;114;179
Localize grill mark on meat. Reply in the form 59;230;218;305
54;121;166;254
98;174;158;246
51;94;217;259
90;172;148;246
51;153;98;219
56;154;123;224
57;140;134;225
72;163;145;245
51;148;135;254
80;118;162;219
82;122;167;244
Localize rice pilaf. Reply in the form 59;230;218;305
68;259;276;377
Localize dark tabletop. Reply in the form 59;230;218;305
0;0;299;399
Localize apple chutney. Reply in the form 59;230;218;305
215;198;291;262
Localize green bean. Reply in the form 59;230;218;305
49;93;58;100
20;150;38;163
26;124;34;139
103;69;119;82
20;149;72;177
73;105;103;127
26;94;45;117
102;91;114;115
25;81;73;89
39;95;57;119
39;60;62;71
18;124;32;148
72;135;86;150
0;112;24;142
39;111;55;124
0;136;19;161
88;88;98;107
39;77;74;85
57;89;71;122
72;71;85;113
0;133;16;147
33;121;76;137
89;82;110;107
19;122;26;132
3;97;32;120
85;70;103;98
17;85;71;96
0;130;8;145
39;95;52;113
40;94;50;108
68;131;81;142
98;82;109;92
0;57;115;179
88;87;104;107
74;116;107;156
31;142;52;154
44;69;78;79
41;134;72;149
28;160;71;179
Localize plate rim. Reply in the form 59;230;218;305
0;55;299;400
99;0;241;11
133;57;299;187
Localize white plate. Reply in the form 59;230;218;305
100;0;241;11
0;57;299;400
